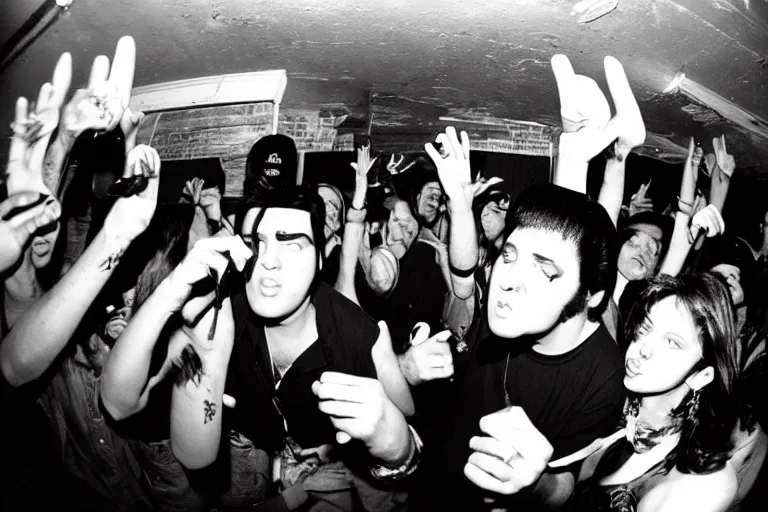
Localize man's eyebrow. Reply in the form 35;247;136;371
532;253;563;272
275;231;314;246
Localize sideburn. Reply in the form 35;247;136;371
558;286;590;323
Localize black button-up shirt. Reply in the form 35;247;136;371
225;282;380;453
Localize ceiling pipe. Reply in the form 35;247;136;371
0;0;72;77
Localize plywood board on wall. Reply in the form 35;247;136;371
136;104;343;197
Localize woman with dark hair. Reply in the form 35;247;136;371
101;201;268;511
569;273;740;512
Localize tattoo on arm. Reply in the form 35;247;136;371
203;400;217;424
42;138;68;196
98;252;122;272
173;344;204;387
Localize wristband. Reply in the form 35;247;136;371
449;262;478;278
347;206;367;224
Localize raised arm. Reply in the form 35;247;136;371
51;37;137;198
707;135;736;215
425;128;479;300
597;152;627;228
335;146;376;304
169;236;252;469
659;140;710;276
1;146;159;386
551;55;643;198
3;57;72;323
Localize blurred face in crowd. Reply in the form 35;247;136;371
617;225;663;281
242;207;319;320
710;264;745;308
382;200;419;259
416;182;443;224
487;227;582;339
30;222;60;269
480;192;510;243
624;296;708;395
317;186;343;241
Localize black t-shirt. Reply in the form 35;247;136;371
225;282;380;453
414;313;625;510
357;242;447;354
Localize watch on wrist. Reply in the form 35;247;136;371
370;425;423;481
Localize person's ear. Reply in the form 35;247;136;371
685;366;714;391
586;290;605;309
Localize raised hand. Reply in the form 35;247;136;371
120;107;145;153
25;54;72;174
552;55;645;163
627;180;654;217
200;186;223;223
386;154;416;175
61;36;136;137
690;143;704;173
397;322;453;386
168;236;252;323
7;98;50;197
0;193;61;275
102;145;161;249
424;127;473;211
312;371;412;463
183;177;205;204
465;406;554;495
350;145;378;183
688;204;724;244
6;51;71;196
712;135;736;178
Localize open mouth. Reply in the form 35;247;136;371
32;239;51;256
631;256;647;269
259;277;281;296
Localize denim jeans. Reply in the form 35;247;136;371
134;431;271;511
288;460;408;511
38;346;150;510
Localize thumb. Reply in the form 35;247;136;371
409;322;431;346
336;431;352;444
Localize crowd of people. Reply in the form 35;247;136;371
1;36;768;512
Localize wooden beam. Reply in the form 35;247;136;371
679;78;768;141
129;70;287;113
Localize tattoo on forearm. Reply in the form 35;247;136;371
203;400;217;424
98;251;122;272
173;344;204;387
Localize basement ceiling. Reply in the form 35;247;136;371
1;0;767;168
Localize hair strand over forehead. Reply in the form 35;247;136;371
504;184;618;321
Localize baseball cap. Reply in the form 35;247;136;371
244;134;298;194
